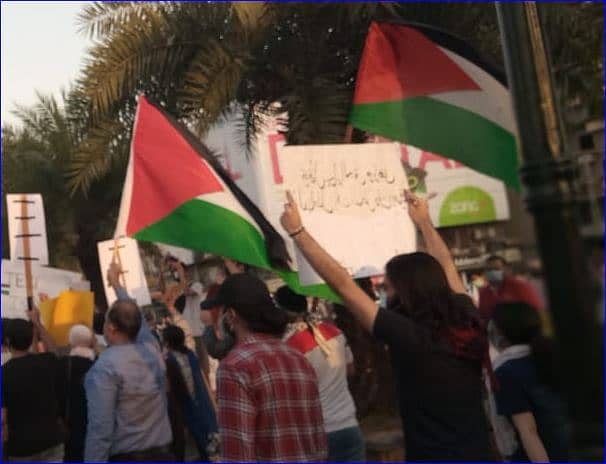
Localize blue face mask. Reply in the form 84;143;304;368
485;270;505;284
378;290;387;309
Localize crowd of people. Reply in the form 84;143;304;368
1;191;571;462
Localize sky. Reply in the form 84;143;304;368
1;1;88;126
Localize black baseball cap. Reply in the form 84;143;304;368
274;285;308;314
200;274;275;311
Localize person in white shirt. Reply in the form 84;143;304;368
275;286;365;462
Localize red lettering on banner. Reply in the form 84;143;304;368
268;133;286;184
418;151;453;170
400;145;410;164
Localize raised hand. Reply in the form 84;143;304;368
404;189;432;226
280;191;304;236
107;261;122;288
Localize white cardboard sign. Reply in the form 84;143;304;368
1;260;83;319
97;237;151;307
280;143;417;285
6;194;49;265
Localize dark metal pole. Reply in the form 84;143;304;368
496;2;603;460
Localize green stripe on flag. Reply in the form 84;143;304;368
349;96;520;189
133;199;340;302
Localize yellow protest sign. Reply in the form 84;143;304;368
39;291;94;346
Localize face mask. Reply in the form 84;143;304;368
378;290;387;309
485;270;504;284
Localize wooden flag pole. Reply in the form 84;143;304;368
19;195;34;311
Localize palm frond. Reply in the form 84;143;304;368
76;1;167;39
66;116;129;195
281;76;351;145
231;2;272;34
180;40;250;134
78;23;196;121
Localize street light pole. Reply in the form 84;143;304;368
496;2;603;460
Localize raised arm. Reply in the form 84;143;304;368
107;262;158;347
404;190;466;295
28;307;57;354
281;192;378;332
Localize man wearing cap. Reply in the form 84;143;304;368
275;286;365;462
213;273;327;462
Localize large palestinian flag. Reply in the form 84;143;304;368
115;96;336;300
349;21;520;189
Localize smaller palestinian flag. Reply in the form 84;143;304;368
115;95;337;300
349;21;520;189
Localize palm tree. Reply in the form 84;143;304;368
65;2;423;192
2;93;125;308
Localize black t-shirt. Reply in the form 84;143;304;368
2;353;66;456
495;355;570;462
373;307;494;462
57;355;95;462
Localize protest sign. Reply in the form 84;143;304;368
1;260;83;319
97;237;151;307
6;194;49;265
38;290;94;346
280;143;417;285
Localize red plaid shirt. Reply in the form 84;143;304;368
217;333;327;462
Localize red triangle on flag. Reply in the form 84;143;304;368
353;22;480;104
126;96;223;235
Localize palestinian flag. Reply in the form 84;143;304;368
115;96;336;300
349;21;520;189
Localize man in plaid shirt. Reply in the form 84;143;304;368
207;274;327;462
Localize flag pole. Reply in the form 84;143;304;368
19;195;34;311
496;2;603;460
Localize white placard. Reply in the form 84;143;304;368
280;143;417;285
6;194;49;265
1;260;83;319
97;237;151;307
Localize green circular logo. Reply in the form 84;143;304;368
439;186;497;226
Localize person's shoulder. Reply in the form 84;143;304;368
38;351;58;361
495;355;533;379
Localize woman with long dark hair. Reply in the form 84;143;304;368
162;325;219;462
489;302;569;462
280;190;494;461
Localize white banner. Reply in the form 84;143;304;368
97;237;151;307
1;260;83;319
6;194;49;265
280;143;417;285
